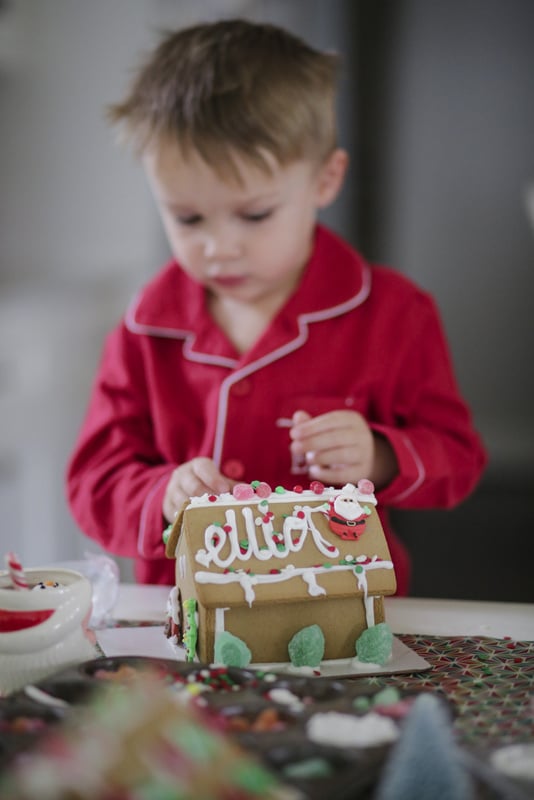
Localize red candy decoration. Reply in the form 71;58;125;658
208;494;217;502
255;482;272;498
233;483;255;500
357;478;375;495
296;511;305;519
293;485;303;493
310;480;324;494
223;525;232;533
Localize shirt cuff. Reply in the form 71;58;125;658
371;424;426;505
137;469;174;559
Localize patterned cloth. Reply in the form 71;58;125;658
109;624;533;748
363;634;534;747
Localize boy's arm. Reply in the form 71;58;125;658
371;293;488;509
66;323;174;563
290;291;487;508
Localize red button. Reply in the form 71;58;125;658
231;378;252;396
222;459;245;480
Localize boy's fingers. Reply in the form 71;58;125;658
291;409;362;439
291;409;312;426
192;458;231;494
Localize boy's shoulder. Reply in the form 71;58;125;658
370;262;433;303
317;226;435;307
125;260;203;332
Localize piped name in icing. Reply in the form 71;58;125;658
195;503;337;570
192;483;390;621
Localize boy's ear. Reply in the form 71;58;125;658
315;148;349;208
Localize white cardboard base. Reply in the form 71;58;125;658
97;625;430;678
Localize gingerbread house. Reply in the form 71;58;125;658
164;481;397;665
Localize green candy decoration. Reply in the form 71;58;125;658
373;686;401;706
288;624;325;668
353;696;371;713
183;598;198;662
230;761;279;794
355;622;393;665
282;758;333;780
162;523;173;544
214;631;252;668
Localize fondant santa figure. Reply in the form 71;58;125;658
326;482;372;541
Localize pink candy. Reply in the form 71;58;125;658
232;482;272;500
233;483;255;500
358;479;375;495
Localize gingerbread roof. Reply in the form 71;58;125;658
166;483;397;608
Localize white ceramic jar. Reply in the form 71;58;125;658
0;567;98;694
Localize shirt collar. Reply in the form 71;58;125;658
125;225;370;364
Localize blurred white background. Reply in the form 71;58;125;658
1;0;533;597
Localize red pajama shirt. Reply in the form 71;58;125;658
66;225;487;592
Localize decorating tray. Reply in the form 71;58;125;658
0;656;530;800
96;625;431;678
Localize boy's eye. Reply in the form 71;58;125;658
242;210;272;223
176;214;202;225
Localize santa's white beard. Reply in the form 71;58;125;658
333;498;363;521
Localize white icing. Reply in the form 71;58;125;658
187;483;377;509
365;595;375;627
266;687;304;710
302;570;327;597
166;586;180;624
286;664;321;676
214;607;228;636
350;657;388;671
195;559;393;607
306;711;398;748
491;744;534;780
195;503;337;572
178;554;187;580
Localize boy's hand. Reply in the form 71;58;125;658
289;409;398;490
163;457;233;523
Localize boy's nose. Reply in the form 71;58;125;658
203;228;241;261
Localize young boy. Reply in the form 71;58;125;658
66;19;487;593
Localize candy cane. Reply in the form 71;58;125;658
5;551;30;590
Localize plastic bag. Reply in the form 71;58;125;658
47;552;119;628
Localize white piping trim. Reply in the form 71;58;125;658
125;294;239;369
388;433;426;503
137;471;171;557
182;337;238;368
212;265;372;467
126;294;192;340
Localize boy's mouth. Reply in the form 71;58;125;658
211;275;248;288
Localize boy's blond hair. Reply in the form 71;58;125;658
108;18;340;178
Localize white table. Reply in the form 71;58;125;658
113;583;534;641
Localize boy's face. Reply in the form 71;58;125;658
143;140;346;313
